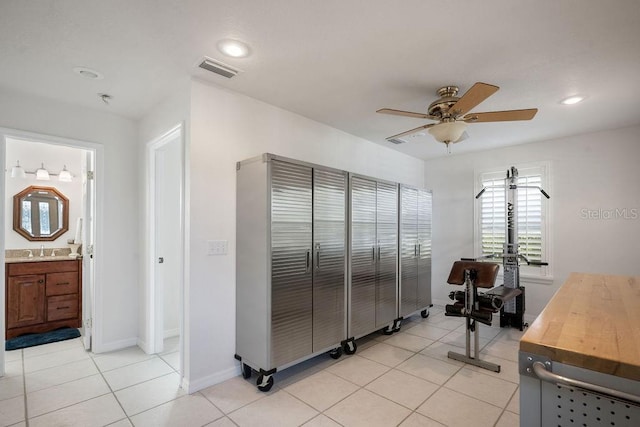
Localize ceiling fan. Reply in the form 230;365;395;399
377;82;538;150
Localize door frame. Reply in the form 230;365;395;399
1;127;103;369
145;123;185;368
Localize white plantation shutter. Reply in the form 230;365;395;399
476;164;551;278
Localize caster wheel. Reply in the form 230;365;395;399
343;339;357;355
421;309;430;318
256;374;274;392
393;318;402;333
242;363;252;379
329;347;343;359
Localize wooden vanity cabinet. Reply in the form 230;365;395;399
5;259;82;339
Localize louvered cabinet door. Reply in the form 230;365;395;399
375;182;398;328
312;169;347;351
270;160;313;367
400;187;419;317
349;176;377;338
417;190;432;308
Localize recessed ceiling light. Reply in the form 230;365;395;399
217;39;251;58
73;66;104;80
560;95;585;105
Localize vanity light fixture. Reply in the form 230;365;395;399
10;160;26;178
35;163;50;180
58;165;73;182
8;161;74;182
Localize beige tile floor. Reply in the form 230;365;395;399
1;307;523;426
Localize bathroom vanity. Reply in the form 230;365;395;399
5;258;82;339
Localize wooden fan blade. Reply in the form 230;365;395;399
462;108;538;123
377;108;436;120
448;82;499;117
387;123;437;140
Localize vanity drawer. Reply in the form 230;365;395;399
46;272;79;296
47;295;78;321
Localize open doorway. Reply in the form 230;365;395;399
2;130;98;365
146;124;184;376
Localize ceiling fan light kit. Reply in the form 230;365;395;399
428;121;468;144
377;82;538;151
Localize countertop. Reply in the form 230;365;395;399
520;272;640;381
5;256;81;263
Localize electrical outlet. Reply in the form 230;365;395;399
207;240;228;256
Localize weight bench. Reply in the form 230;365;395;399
444;260;522;372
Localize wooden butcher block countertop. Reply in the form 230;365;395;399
520;272;640;381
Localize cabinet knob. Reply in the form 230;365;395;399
38;279;44;284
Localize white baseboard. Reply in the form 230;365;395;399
137;338;152;354
164;329;179;339
183;366;240;394
92;337;138;354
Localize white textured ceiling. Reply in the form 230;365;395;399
1;0;639;159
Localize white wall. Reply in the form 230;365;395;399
0;89;140;352
5;139;84;250
424;125;640;319
186;79;424;391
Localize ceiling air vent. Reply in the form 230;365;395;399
198;57;241;78
388;138;407;145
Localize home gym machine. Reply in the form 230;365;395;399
444;167;550;372
472;166;550;330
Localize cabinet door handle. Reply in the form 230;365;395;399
371;246;376;264
56;282;70;286
305;250;311;272
57;306;70;310
38;279;44;284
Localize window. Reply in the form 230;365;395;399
475;163;552;280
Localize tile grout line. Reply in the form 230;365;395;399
21;349;29;427
87;348;135;426
493;386;520;427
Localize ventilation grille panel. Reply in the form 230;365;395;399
198;57;241;79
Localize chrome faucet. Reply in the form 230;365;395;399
24;249;33;258
40;245;45;257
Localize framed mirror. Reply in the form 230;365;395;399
13;185;69;241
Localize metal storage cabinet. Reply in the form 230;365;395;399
399;186;433;322
348;175;398;340
236;154;347;391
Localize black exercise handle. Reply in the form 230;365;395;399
460;257;477;261
475;188;486;199
540;189;550;199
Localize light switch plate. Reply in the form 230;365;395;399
207;240;228;256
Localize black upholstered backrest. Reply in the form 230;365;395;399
447;261;500;288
